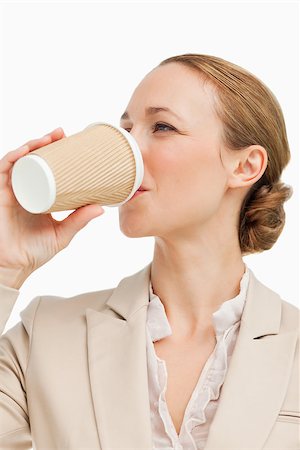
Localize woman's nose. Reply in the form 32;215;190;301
127;129;147;157
126;130;150;180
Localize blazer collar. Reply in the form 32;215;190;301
203;269;297;450
87;262;281;337
240;266;281;338
85;263;153;449
106;263;152;321
85;262;297;450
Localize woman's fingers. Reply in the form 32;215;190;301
0;145;32;175
54;204;105;249
23;127;65;150
0;127;65;175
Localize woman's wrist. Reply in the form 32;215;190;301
0;266;30;290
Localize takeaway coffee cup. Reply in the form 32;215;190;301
11;122;144;214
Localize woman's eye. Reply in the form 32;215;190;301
122;122;176;133
152;122;175;132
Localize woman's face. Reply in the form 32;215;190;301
118;62;230;239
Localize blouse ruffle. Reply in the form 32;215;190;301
146;264;250;450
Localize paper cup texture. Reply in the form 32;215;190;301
11;123;143;213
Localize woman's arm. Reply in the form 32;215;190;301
0;284;40;449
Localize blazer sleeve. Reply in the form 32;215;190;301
0;283;40;449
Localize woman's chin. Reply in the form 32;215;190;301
118;217;151;238
119;223;147;238
118;206;155;237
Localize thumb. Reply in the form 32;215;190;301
55;204;105;249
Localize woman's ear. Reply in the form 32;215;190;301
226;145;268;189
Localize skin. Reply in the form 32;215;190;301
118;62;268;343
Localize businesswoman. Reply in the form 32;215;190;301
0;54;299;450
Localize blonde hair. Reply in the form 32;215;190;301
158;54;293;256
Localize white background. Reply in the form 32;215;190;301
1;1;299;335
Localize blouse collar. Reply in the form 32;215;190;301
147;264;250;342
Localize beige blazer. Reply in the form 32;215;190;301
0;262;299;450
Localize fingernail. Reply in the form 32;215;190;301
95;205;105;214
43;128;60;137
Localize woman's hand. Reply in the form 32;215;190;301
0;127;105;287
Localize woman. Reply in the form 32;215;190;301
0;54;298;450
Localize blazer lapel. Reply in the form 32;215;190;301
204;269;298;450
85;263;298;450
86;263;153;450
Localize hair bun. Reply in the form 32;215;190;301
239;181;293;255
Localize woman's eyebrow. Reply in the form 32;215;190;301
120;106;183;121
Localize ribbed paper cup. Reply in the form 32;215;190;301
11;122;144;214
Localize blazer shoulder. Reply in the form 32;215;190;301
279;296;300;333
280;300;300;416
20;285;115;331
276;294;300;415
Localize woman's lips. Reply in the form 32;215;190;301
128;189;148;201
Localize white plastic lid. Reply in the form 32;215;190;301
11;153;56;214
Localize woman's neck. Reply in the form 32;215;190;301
150;235;246;340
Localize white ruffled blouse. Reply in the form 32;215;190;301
146;264;250;450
